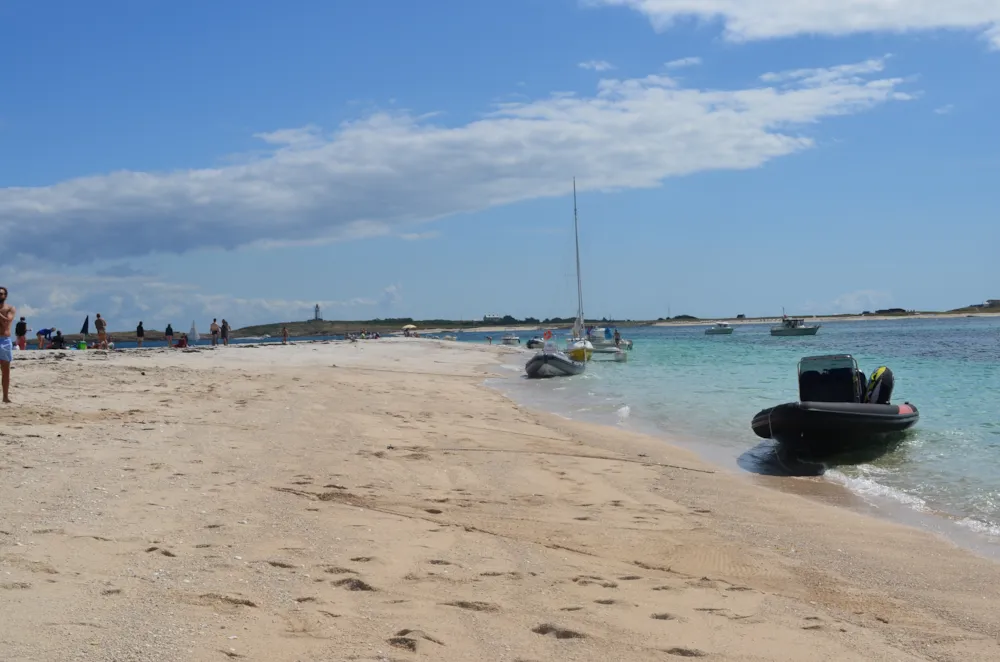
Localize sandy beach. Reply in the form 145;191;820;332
1;339;998;661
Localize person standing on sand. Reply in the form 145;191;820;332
136;321;145;348
210;318;220;346
15;316;27;351
165;323;174;347
282;326;289;344
94;313;107;349
0;287;16;403
221;319;230;346
36;327;53;349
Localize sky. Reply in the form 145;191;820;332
1;0;998;331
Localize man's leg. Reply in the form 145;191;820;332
1;361;9;403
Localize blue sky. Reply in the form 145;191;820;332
1;0;998;331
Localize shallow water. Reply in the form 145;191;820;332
463;318;1000;546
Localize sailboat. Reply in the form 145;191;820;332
565;178;594;363
189;321;199;344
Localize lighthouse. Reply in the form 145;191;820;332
314;304;322;321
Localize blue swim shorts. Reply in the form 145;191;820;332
0;336;12;363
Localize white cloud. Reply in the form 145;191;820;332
398;231;440;241
665;56;702;69
809;289;893;314
578;59;616;71
589;0;1000;48
933;103;955;115
2;267;391;329
0;58;911;264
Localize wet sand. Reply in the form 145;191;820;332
1;339;998;661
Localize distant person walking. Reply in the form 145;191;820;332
210;318;220;346
165;323;174;347
0;287;15;402
94;313;108;349
282;326;289;344
136;321;145;348
15;316;27;350
221;319;230;346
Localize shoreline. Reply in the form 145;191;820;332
2;339;998;660
490;359;1000;561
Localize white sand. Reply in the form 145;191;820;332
1;339;998;661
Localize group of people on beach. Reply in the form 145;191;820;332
0;287;241;403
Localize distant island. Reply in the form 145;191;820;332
53;300;999;343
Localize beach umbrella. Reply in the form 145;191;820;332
401;324;417;330
80;315;89;336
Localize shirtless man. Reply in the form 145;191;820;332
0;287;16;403
94;313;108;349
210;318;220;346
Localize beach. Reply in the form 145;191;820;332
1;339;998;661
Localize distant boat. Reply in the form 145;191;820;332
526;336;545;349
587;326;634;351
189;321;199;342
706;322;734;335
771;316;820;336
500;333;521;346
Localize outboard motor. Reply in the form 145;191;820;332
865;366;894;404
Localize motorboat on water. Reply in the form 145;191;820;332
751;354;918;456
500;333;521;345
705;322;734;335
525;341;586;378
770;316;820;336
587;327;634;351
526;336;545;350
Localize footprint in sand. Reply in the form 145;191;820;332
388;629;444;652
662;647;707;657
441;601;499;612
266;560;296;569
531;624;587;640
333;577;376;591
571;575;618;589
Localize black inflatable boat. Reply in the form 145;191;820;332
751;354;919;455
525;350;585;378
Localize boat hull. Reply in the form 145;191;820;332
566;341;593;362
705;328;734;335
751;401;919;455
770;326;820;336
525;352;586;378
526;338;545;349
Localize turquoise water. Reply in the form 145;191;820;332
466;318;1000;545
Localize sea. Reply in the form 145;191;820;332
457;318;1000;555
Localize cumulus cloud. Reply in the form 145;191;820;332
578;59;616;71
2;267;391;330
664;56;702;69
803;289;893;314
589;0;1000;47
0;58;911;264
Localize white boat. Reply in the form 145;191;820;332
500;333;521;345
587;327;634;350
189;321;199;342
705;322;734;335
565;178;594;363
771;316;820;336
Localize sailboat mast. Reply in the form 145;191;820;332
573;177;584;329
